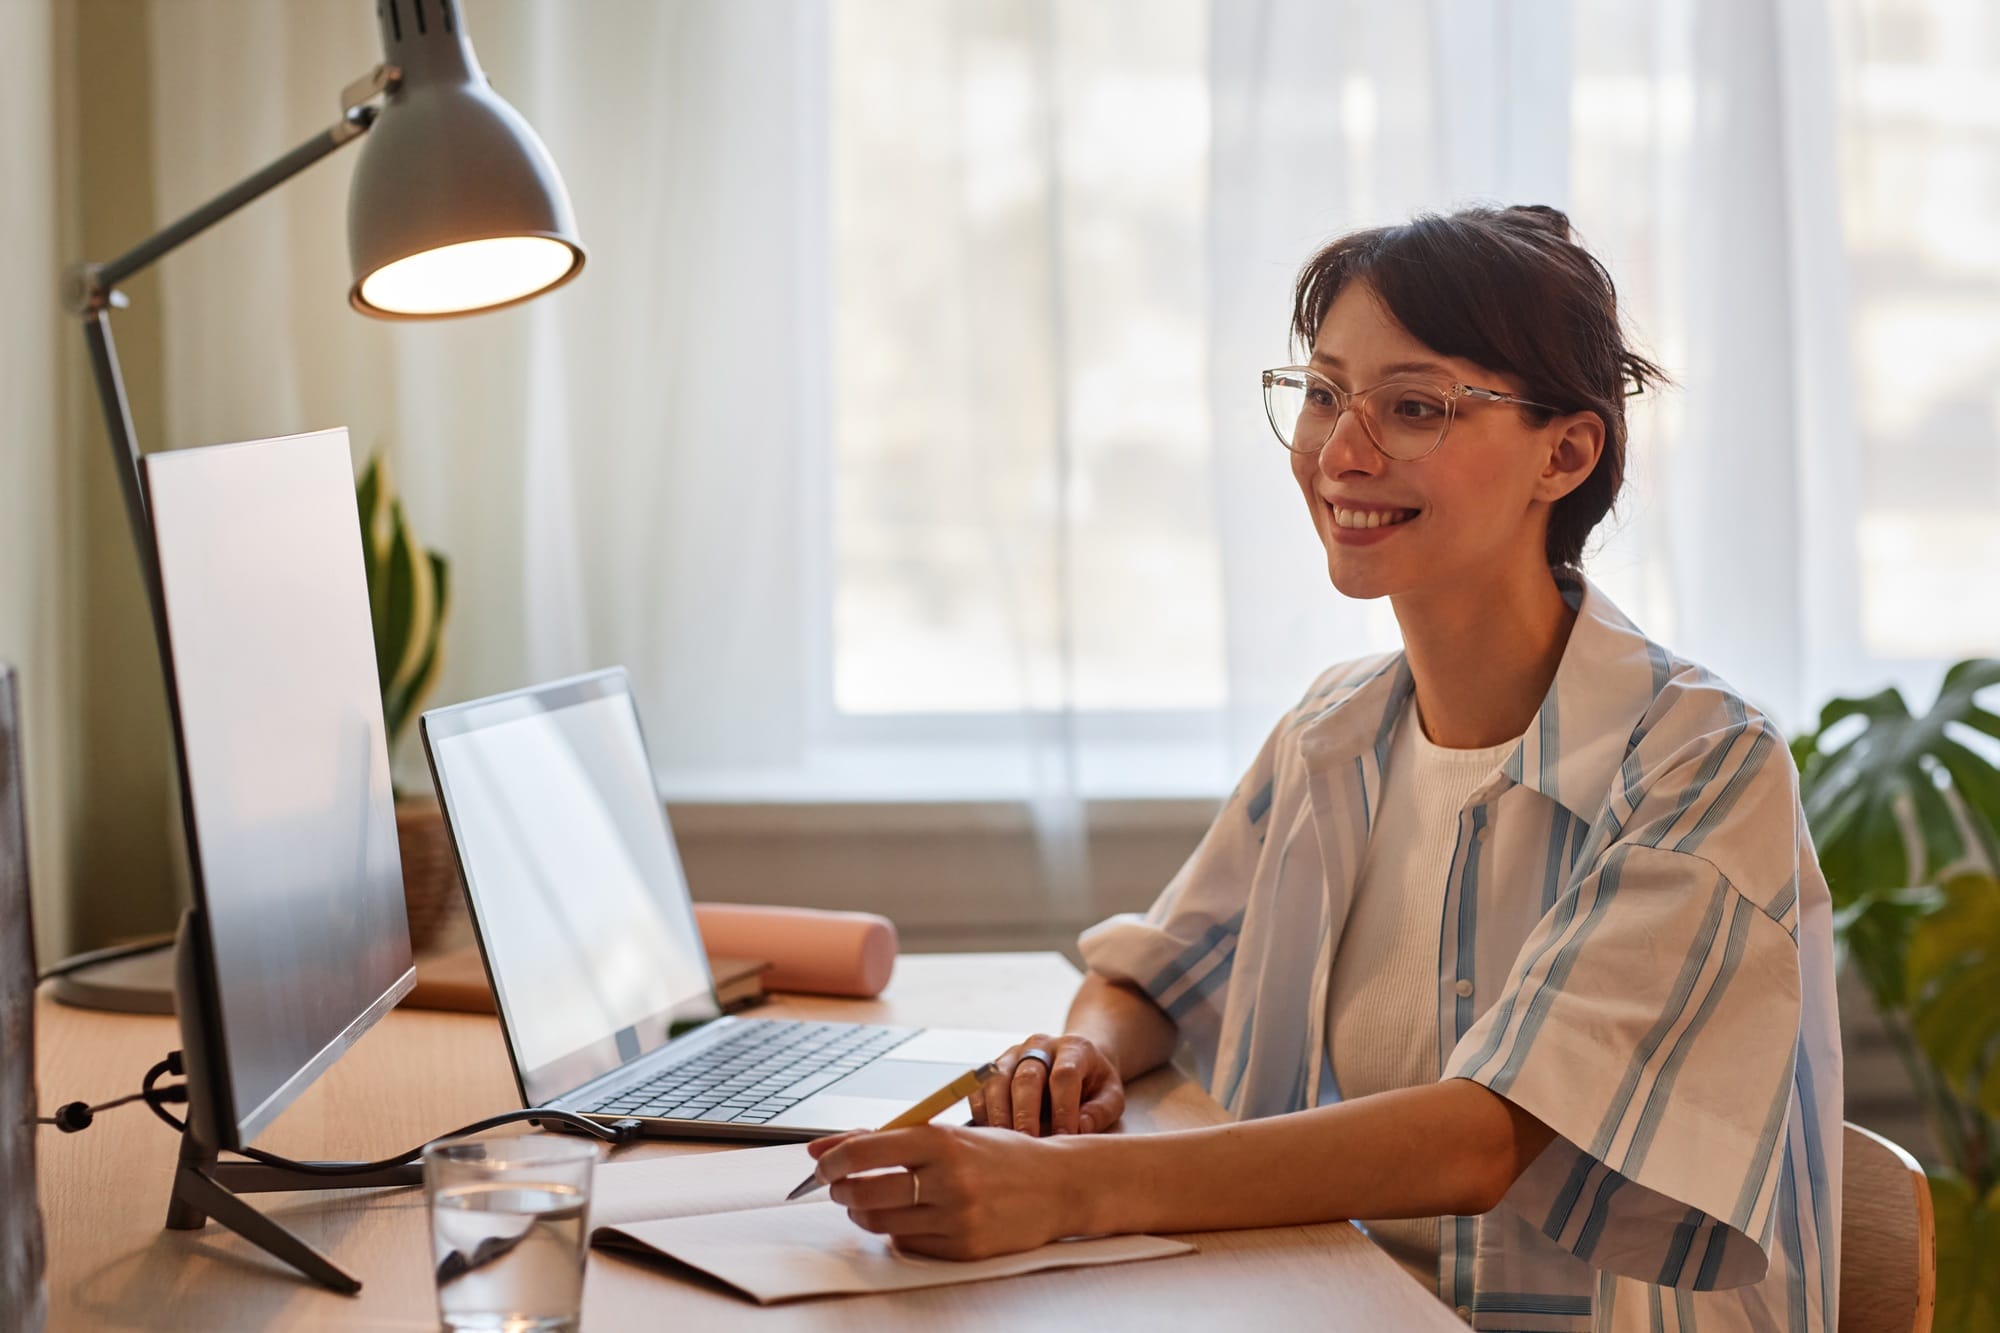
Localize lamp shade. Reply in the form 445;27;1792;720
347;0;585;318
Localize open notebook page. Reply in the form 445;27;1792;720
588;1142;1193;1305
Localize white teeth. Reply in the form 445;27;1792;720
1333;507;1414;530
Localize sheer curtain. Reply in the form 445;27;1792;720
1208;0;1867;752
144;0;824;790
139;0;1991;866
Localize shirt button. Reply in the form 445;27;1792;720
1454;978;1474;998
1456;1306;1474;1323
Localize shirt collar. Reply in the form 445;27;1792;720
1296;570;1666;824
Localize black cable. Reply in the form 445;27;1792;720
36;1080;183;1133
231;1107;638;1176
51;1050;642;1174
131;1050;641;1174
141;1053;189;1132
37;1054;186;1133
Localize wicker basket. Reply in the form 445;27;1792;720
395;797;466;956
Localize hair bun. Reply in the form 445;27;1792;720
1506;204;1572;242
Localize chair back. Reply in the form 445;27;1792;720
0;665;47;1332
1839;1121;1935;1333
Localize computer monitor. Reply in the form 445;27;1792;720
142;429;413;1151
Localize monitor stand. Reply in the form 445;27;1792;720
48;936;178;1014
163;909;420;1294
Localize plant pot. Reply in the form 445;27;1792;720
395;796;466;956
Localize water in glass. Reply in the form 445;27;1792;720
431;1180;588;1332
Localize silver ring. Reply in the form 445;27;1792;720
910;1171;921;1207
1017;1047;1053;1070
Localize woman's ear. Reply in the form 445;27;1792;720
1535;412;1604;505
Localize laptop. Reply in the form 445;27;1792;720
420;668;1018;1140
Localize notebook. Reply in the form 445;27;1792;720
588;1142;1193;1304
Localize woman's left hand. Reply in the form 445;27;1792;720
805;1124;1090;1261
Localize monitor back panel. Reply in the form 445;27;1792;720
144;429;413;1144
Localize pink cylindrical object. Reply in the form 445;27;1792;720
693;903;898;998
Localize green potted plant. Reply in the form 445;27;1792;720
356;454;460;954
1792;659;2000;1329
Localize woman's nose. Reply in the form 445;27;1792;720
1318;406;1380;477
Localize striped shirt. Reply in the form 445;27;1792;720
1079;571;1842;1331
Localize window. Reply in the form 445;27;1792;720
829;1;1222;724
799;0;1998;802
1839;0;2000;660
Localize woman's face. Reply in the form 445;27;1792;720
1292;281;1590;604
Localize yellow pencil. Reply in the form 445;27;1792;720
784;1060;998;1200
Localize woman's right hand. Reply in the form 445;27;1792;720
968;1032;1125;1137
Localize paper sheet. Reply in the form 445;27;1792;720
591;1142;820;1227
587;1143;1194;1304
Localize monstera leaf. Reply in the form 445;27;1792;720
1908;873;2000;1121
1797;665;2000;1332
1832;885;1939;1013
1932;1174;2000;1333
1792;658;2000;907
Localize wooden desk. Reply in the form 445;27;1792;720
36;952;1459;1330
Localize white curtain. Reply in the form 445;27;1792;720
140;0;1992;865
145;0;823;789
1208;0;1870;751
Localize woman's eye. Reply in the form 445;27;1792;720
1305;386;1338;409
1390;394;1445;421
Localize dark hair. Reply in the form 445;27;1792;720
1290;205;1667;570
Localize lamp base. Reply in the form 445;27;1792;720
48;938;176;1014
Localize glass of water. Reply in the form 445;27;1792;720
423;1134;601;1333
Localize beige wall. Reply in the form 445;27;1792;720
671;799;1214;957
62;0;183;958
1;0;75;964
0;0;183;965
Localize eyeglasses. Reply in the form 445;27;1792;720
1260;366;1559;462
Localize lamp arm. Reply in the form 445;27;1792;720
71;70;392;312
97;109;376;293
78;310;157;622
68;63;397;312
61;66;399;640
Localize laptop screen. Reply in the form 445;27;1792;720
422;670;721;1105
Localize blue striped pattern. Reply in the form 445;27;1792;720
1246;779;1274;827
1588;874;1734;1160
1616;895;1757;1180
1077;573;1841;1331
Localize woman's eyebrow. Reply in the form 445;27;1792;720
1309;350;1453;380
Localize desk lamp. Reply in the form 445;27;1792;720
50;0;584;1013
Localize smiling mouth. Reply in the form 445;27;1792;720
1330;506;1419;530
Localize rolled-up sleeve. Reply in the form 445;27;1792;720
1077;722;1283;1083
1445;842;1801;1290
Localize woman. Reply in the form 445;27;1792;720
810;206;1842;1331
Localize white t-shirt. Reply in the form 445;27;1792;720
1325;698;1517;1286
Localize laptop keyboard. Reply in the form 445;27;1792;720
583;1020;918;1125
